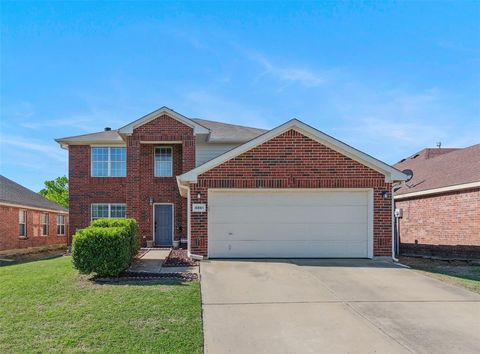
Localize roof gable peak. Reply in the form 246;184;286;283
117;106;210;135
178;118;407;186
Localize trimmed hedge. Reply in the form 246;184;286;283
90;218;140;259
72;218;140;277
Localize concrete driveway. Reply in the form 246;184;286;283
200;259;480;354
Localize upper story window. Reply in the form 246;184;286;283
56;215;65;235
91;203;127;221
41;213;49;236
154;147;173;177
19;210;26;237
91;147;126;177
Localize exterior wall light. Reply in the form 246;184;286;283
149;197;154;205
381;191;389;200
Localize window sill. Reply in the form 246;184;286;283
19;236;27;240
57;234;66;237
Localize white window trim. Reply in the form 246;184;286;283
91;146;126;177
90;203;127;221
154;146;173;177
19;210;27;238
41;213;49;236
56;215;66;236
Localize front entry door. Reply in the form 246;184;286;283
154;204;173;246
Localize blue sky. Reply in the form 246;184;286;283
1;1;479;191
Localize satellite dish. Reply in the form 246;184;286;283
402;169;414;182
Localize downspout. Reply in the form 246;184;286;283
177;179;204;261
186;184;191;257
391;187;399;262
187;186;204;261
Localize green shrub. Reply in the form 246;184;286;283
91;218;140;258
72;218;140;277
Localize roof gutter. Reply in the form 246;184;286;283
0;201;68;214
394;181;480;200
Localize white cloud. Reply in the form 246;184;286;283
20;117;94;130
0;135;67;163
181;90;272;129
242;50;327;87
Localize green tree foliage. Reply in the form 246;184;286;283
39;176;68;208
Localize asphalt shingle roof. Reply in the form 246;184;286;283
56;130;124;145
0;175;68;212
393;144;480;195
192;118;267;143
56;118;267;145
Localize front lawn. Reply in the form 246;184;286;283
0;256;203;353
399;256;480;294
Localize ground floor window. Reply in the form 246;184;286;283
57;215;65;235
91;203;127;221
41;213;49;236
19;210;26;237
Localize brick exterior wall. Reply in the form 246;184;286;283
0;205;68;251
190;129;393;257
396;188;480;258
68;114;195;246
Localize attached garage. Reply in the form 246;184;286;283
178;119;407;259
208;189;373;258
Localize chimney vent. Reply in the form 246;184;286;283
104;127;111;131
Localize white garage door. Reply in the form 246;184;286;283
208;189;373;258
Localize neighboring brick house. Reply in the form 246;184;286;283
57;106;406;259
394;144;480;258
0;175;69;252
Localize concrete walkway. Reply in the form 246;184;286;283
200;259;480;354
128;249;198;274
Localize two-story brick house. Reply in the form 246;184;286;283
57;106;406;259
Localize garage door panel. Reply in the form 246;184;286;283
210;223;368;242
210;191;368;207
208;190;372;258
210;240;368;258
209;205;367;224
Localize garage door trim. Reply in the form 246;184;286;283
207;188;374;259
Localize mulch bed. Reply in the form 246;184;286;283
94;271;198;283
162;249;198;267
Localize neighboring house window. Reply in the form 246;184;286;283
19;210;26;237
41;213;49;236
91;204;127;221
57;215;65;235
91;147;126;177
154;147;173;177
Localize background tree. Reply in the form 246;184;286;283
39;176;69;208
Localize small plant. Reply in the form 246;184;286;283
72;218;140;277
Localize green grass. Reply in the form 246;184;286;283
400;256;480;294
0;256;203;353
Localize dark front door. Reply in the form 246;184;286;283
154;204;173;246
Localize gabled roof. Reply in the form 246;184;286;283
55;107;268;147
117;106;210;135
0;175;68;212
192;118;267;143
394;144;480;197
178;119;407;186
